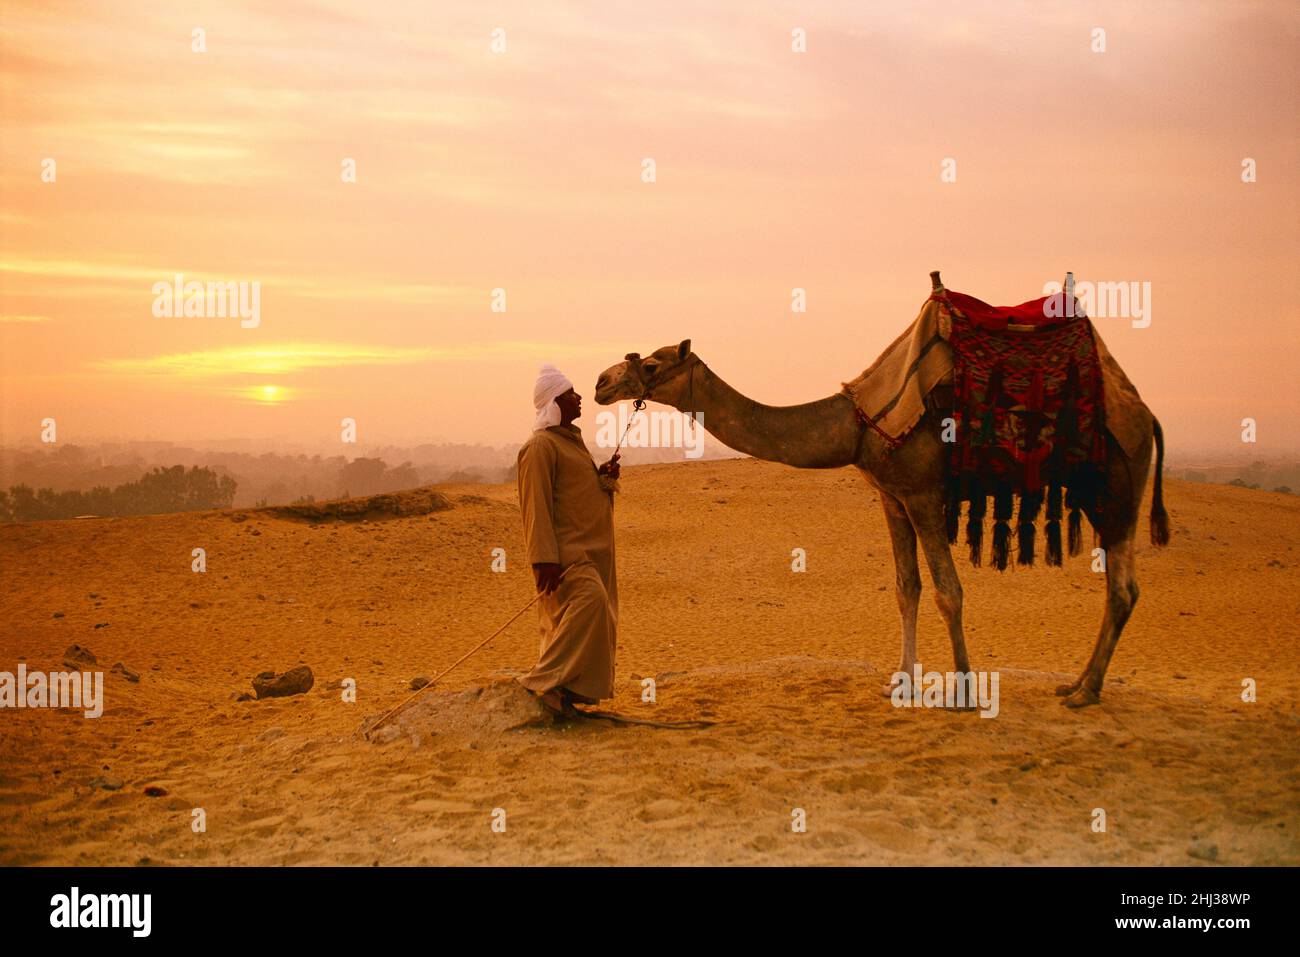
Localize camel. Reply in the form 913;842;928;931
594;274;1169;709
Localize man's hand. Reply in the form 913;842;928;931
533;562;563;594
598;453;621;481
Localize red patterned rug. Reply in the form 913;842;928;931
938;289;1108;569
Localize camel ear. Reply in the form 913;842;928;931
677;339;691;359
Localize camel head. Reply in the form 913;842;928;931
594;339;695;406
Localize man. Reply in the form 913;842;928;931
516;363;621;715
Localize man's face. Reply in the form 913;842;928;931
555;386;581;423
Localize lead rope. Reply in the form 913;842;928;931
362;567;569;740
578;386;716;728
606;396;647;465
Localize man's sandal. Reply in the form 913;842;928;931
537;688;576;718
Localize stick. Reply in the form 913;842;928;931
363;569;566;739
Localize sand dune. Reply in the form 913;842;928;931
1;459;1296;865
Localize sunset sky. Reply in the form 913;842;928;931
2;0;1297;454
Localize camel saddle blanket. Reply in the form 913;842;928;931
841;290;1151;463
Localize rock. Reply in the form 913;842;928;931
89;774;124;791
367;677;553;747
63;644;97;668
370;724;401;744
409;676;431;691
52;612;64;619
1187;841;1219;862
258;726;285;742
93;623;109;630
143;785;168;797
111;662;140;683
252;666;315;699
235;692;254;702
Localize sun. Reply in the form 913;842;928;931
253;384;284;404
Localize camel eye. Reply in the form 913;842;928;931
642;362;658;375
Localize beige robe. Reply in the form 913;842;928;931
516;424;618;701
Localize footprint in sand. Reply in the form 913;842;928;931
240;814;289;839
807;830;855;850
0;789;48;806
638;798;688;823
822;772;889;795
406;798;477;815
861;817;924;854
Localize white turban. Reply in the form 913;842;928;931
532;363;574;431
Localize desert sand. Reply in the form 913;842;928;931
1;458;1296;865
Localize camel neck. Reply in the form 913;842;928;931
668;362;863;469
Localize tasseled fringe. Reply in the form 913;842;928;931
991;482;1013;571
944;474;961;545
992;522;1011;571
1066;483;1084;557
1045;484;1063;566
1016;492;1042;566
966;480;986;567
949;476;1100;569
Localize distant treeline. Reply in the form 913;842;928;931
1167;461;1299;494
0;441;748;509
0;465;237;523
0;444;512;508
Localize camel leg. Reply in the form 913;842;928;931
1058;534;1138;708
879;492;922;697
907;494;972;677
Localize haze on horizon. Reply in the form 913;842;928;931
2;0;1298;456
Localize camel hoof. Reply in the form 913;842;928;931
1061;687;1101;709
1054;681;1081;697
881;669;915;699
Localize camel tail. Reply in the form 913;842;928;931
1150;417;1170;546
